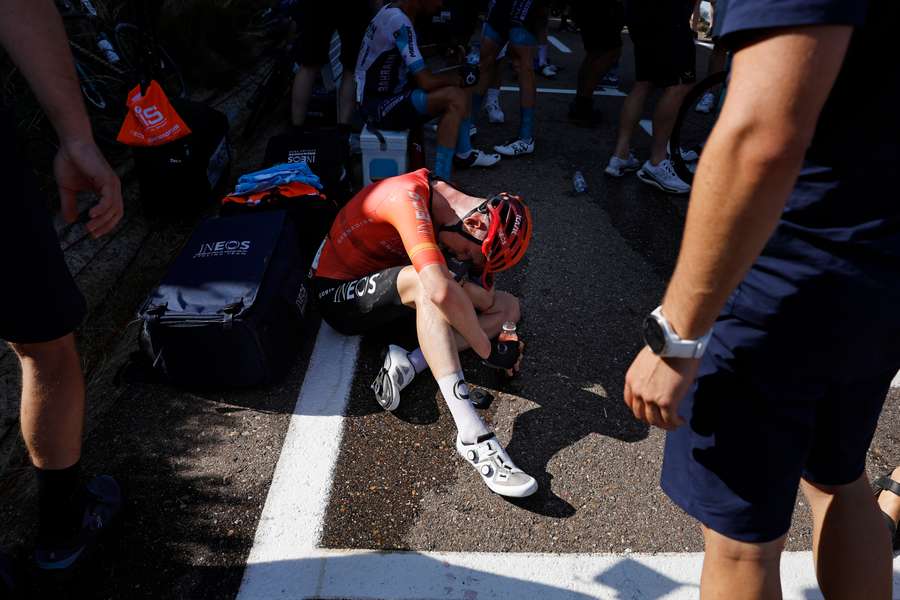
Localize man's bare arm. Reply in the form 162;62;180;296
419;264;492;358
0;0;93;143
661;26;852;339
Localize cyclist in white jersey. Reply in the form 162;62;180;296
355;0;500;180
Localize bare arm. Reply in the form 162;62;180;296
0;0;92;141
662;26;852;339
0;0;122;236
624;25;853;430
419;264;492;358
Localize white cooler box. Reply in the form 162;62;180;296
361;126;409;185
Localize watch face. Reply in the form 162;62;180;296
643;315;666;354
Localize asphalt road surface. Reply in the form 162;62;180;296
0;26;898;600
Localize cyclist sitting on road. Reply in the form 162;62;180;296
356;1;500;181
310;168;537;498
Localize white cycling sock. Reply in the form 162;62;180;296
437;372;490;444
407;348;429;374
485;88;500;106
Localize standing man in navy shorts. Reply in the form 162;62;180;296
624;0;898;598
0;0;123;584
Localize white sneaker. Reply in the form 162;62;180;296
485;100;505;124
456;434;538;498
695;92;715;114
636;159;691;195
668;143;699;163
370;345;416;411
494;138;534;157
540;64;559;78
604;152;641;177
454;148;501;169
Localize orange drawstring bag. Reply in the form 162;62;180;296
116;81;191;147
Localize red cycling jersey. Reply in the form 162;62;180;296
312;169;446;280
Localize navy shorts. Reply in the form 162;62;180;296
292;0;370;69
360;89;431;131
661;263;900;543
0;113;86;344
312;266;414;336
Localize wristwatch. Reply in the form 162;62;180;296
642;306;712;359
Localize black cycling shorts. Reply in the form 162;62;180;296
573;0;624;53
292;0;370;69
312;266;414;336
360;89;431;131
0;113;86;344
485;0;544;43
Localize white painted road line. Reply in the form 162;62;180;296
237;323;360;599
500;85;626;97
547;35;572;54
236;321;900;599
892;370;900;388
640;119;653;136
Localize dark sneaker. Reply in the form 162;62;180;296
34;475;122;573
568;102;603;127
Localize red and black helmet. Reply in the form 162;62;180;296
476;192;532;274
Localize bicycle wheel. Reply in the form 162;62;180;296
670;70;728;185
113;22;188;98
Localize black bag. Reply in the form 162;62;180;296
133;98;231;220
263;126;351;205
137;211;308;388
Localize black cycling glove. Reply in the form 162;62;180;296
483;338;520;370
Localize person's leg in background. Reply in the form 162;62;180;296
493;29;537;156
569;0;622;126
290;2;332;127
472;27;505;127
606;80;649;175
335;0;371;125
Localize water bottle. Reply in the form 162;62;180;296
573;170;588;194
97;33;120;64
499;321;518;344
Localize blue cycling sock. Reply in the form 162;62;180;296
471;94;483;122
519;107;535;141
455;118;473;157
434;145;454;181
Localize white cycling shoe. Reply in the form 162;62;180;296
370;345;416;411
457;434;538;498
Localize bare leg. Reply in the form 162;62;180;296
427;86;467;151
801;476;893;600
512;45;537;111
650;83;692;165
613;81;651;158
291;65;320;127
577;47;621;97
337;68;357;125
876;465;900;525
701;526;785;600
13;334;84;470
